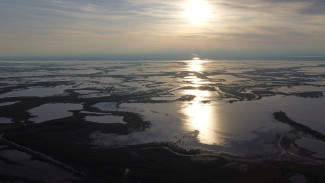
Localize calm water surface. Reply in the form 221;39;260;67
1;59;325;156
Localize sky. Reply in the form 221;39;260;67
0;0;325;60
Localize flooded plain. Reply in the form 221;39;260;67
29;103;83;123
0;59;325;158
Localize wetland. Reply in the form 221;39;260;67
0;59;325;182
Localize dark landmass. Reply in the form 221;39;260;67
2;119;325;183
0;107;325;182
177;95;196;101
292;91;324;98
218;86;257;101
273;111;325;142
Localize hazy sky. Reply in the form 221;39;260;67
1;0;325;59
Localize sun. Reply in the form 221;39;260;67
183;0;213;25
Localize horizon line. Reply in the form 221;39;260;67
1;54;325;61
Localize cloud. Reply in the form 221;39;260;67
262;0;325;14
218;0;325;15
0;0;324;57
300;1;325;14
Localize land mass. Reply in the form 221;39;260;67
273;111;325;142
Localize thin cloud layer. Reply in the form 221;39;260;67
262;0;325;14
0;0;324;58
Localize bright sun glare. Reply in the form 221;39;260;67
184;0;213;25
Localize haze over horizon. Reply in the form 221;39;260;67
1;0;325;60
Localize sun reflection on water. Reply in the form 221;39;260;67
188;60;203;72
182;59;222;145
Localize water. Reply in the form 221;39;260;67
29;103;83;123
296;137;325;158
0;101;20;106
0;117;12;124
92;97;291;155
289;174;306;183
0;149;76;182
93;102;118;111
1;60;325;156
85;115;125;124
0;86;66;98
